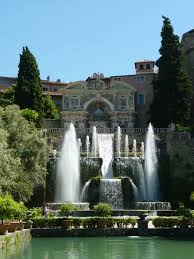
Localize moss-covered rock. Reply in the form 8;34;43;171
121;177;134;209
80;158;102;186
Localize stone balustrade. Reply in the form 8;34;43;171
46;127;171;135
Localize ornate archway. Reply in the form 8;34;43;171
85;99;112;128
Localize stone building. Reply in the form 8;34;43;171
0;60;155;129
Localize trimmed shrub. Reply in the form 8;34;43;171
60;204;78;217
152;217;179;228
94;203;112;217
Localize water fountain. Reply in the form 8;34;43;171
145;123;160;201
140;142;144;159
55;123;80;202
86;135;90;158
132;139;137;158
100;179;123;209
91;126;98;157
98;134;114;178
51;122;170;212
116;126;121;157
125;135;129;158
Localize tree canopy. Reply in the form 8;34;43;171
150;16;192;127
0;105;48;201
43;95;60;119
15;47;43;117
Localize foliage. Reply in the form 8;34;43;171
0;105;48;201
15;46;43;121
28;207;43;219
43;95;60;119
0;84;16;107
152;217;179;228
0;195;27;223
190;192;194;203
60;204;78;217
31;216;137;229
20;108;39;124
150;16;192;127
177;204;193;219
94;203;112;217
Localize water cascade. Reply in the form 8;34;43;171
98;134;114;178
125;135;129;158
129;179;139;201
55;123;80;202
100;179;123;209
132;139;137;157
145;123;159;201
81;180;91;201
91;126;98;157
116;126;121;157
86;135;90;158
136;160;146;201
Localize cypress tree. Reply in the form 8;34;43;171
15;47;43;117
150;16;192;127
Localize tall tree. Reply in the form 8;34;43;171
15;47;43;117
150;16;192;127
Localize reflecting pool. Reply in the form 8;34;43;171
2;236;194;259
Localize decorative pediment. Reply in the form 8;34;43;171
110;81;135;92
64;81;86;90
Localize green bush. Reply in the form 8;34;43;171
152;217;179;228
13;202;27;221
94;203;112;217
177;204;193;219
29;207;42;218
60;204;78;217
0;195;26;223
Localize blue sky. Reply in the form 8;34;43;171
0;0;194;82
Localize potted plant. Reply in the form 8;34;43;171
60;204;78;229
14;202;27;230
72;218;82;228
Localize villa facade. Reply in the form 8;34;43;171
0;60;155;129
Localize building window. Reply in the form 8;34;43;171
70;96;80;108
137;93;145;105
43;87;48;91
140;64;144;70
135;75;145;82
146;64;151;70
118;96;128;110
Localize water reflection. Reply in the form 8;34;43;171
10;237;194;259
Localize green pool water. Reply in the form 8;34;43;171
2;236;194;259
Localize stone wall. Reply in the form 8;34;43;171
0;229;31;256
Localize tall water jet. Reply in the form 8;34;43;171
91;126;98;157
141;142;144;159
86;135;90;158
78;138;82;153
98;134;114;178
116;126;121;157
145;123;159;201
100;179;123;209
132;139;137;157
55;123;80;202
125;135;129;158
